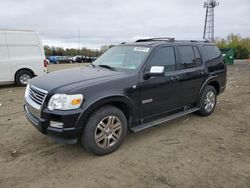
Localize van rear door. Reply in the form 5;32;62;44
0;32;12;82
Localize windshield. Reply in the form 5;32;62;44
93;46;151;70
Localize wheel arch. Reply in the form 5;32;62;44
14;68;35;81
199;76;220;95
76;95;137;129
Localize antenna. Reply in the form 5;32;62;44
78;28;81;51
203;0;219;42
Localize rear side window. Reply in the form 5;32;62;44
193;46;202;66
203;45;221;60
148;46;176;72
178;46;196;69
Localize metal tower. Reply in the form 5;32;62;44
203;0;219;42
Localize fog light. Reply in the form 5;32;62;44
50;121;63;129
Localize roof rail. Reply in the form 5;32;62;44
190;39;210;43
135;37;175;43
175;39;210;43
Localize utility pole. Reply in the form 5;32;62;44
203;0;219;42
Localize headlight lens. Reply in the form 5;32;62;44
48;94;83;111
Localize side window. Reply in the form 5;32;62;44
148;47;176;72
193;46;202;66
178;46;203;69
203;45;221;60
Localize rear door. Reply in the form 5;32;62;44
139;45;182;118
176;45;206;106
0;32;12;82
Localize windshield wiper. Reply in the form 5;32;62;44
89;63;95;68
98;64;115;71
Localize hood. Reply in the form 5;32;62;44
30;66;127;93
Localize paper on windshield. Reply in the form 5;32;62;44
133;47;150;53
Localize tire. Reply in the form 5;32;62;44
81;105;128;155
15;70;33;86
197;85;217;116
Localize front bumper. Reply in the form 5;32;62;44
24;105;82;144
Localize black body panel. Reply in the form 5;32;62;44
24;40;227;143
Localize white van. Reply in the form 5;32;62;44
0;29;47;86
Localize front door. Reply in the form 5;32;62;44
138;46;182;119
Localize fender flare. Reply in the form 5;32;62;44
199;75;219;95
76;95;137;129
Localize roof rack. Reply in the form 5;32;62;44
135;38;211;43
175;39;210;43
135;37;175;43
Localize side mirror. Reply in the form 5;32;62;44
144;66;165;79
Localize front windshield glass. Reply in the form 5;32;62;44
93;46;151;70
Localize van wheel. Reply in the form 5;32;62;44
81;105;127;155
15;70;33;86
197;85;217;116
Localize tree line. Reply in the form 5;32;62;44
215;34;250;59
44;34;250;59
43;45;111;57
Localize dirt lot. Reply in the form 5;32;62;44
0;61;249;188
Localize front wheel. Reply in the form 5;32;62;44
197;85;217;116
81;105;127;155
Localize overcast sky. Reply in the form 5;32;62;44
0;0;249;49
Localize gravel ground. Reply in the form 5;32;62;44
0;61;249;188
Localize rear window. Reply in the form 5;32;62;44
204;45;221;60
178;46;201;69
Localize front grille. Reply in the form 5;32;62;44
28;85;48;106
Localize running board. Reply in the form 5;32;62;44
130;107;200;132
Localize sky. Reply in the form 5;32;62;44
0;0;249;49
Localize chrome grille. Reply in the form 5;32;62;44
28;85;47;106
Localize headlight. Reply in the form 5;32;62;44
25;84;30;98
48;94;83;111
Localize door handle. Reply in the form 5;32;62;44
170;76;180;81
200;70;208;75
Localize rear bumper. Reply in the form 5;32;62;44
24;105;81;144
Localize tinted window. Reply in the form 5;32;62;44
148;47;176;72
178;46;196;69
193;46;202;66
204;45;221;60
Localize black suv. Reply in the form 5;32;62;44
24;38;227;155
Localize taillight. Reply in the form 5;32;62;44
44;59;48;67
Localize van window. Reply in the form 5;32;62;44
178;46;197;69
204;45;221;60
148;46;176;72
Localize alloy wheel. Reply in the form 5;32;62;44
204;90;215;112
94;116;122;148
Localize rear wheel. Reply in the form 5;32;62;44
81;105;127;155
197;85;217;116
15;70;33;86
